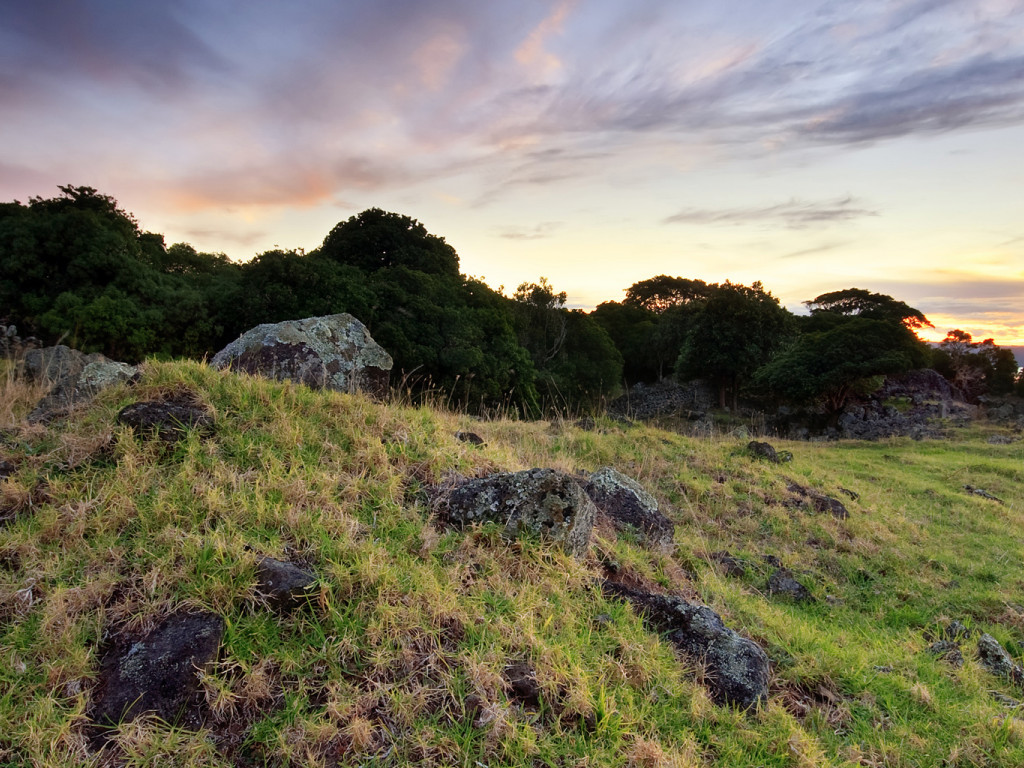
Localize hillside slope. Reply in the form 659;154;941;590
2;360;1024;767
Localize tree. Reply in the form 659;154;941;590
805;288;932;330
675;281;793;408
937;330;1019;399
590;301;659;382
624;275;711;313
753;317;929;414
319;208;460;277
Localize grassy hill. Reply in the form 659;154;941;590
2;360;1023;767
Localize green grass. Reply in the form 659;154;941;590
1;359;1023;766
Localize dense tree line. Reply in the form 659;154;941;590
2;186;1020;414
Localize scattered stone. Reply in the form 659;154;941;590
786;482;849;520
255;558;318;611
767;568;815;603
607;379;717;421
747;441;781;463
761;554;782;568
991;692;1023;709
211;313;393;397
574;416;597;431
117;398;214;443
21;345;139;422
944;620;974;642
928;640;964;668
987;435;1017;445
710;550;747;577
503;661;542;706
602;581;770;709
873;666;893;674
583;467;675;552
977;633;1024;686
0;459;15;479
964;485;1004;504
838;487;860;501
454;431;485;446
89;612;225;734
730;425;750;440
439;468;596;558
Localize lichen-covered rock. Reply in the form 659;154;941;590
584;467;674;552
441;468;595;558
117;398;214;442
747;441;781;463
21;345;139;421
767;568;815;603
786;482;849;519
602;581;769;709
89;612;224;731
256;557;318;611
977;633;1024;686
211;314;392;397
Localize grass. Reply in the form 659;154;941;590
0;358;1022;766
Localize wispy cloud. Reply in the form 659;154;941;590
663;197;878;228
497;221;563;240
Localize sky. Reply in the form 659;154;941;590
3;0;1024;345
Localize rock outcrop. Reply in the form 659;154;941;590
602;581;770;709
21;345;139;422
584;467;675;552
977;633;1024;687
117;398;215;443
89;612;225;732
211;314;392;397
439;468;596;558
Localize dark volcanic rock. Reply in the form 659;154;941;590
89;612;225;732
256;557;317;611
928;640;964;668
747;441;781;463
767;568;815;603
607;379;717;422
0;459;15;479
454;431;485;445
711;550;747;577
602;581;769;709
211;313;392;397
786;483;849;519
584;467;675;552
503;661;542;706
977;633;1024;686
21;345;138;422
440;468;596;558
117;398;214;442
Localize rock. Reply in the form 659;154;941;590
584;467;675;552
211;313;392;397
89;612;224;732
964;485;1004;504
21;345;139;421
944;620;974;642
786;483;849;519
767;568;815;603
838;487;859;501
454;431;485;446
117;398;214;443
928;640;964;668
747;441;781;463
602;581;769;709
987;435;1017;445
255;557;317;611
574;416;597;431
0;459;15;479
440;468;596;558
503;661;542;706
711;550;747;577
977;633;1024;686
607;379;717;421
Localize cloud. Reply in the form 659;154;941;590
779;241;849;259
663;196;878;228
497;221;563;240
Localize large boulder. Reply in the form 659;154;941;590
211;314;392;397
89;612;225;731
584;467;675;552
602;581;769;709
440;468;596;558
21;345;139;422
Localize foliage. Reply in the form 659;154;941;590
752;316;929;413
675;281;794;408
623;275;711;313
933;330;1020;399
805;287;933;330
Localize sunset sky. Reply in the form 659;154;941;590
3;0;1023;345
